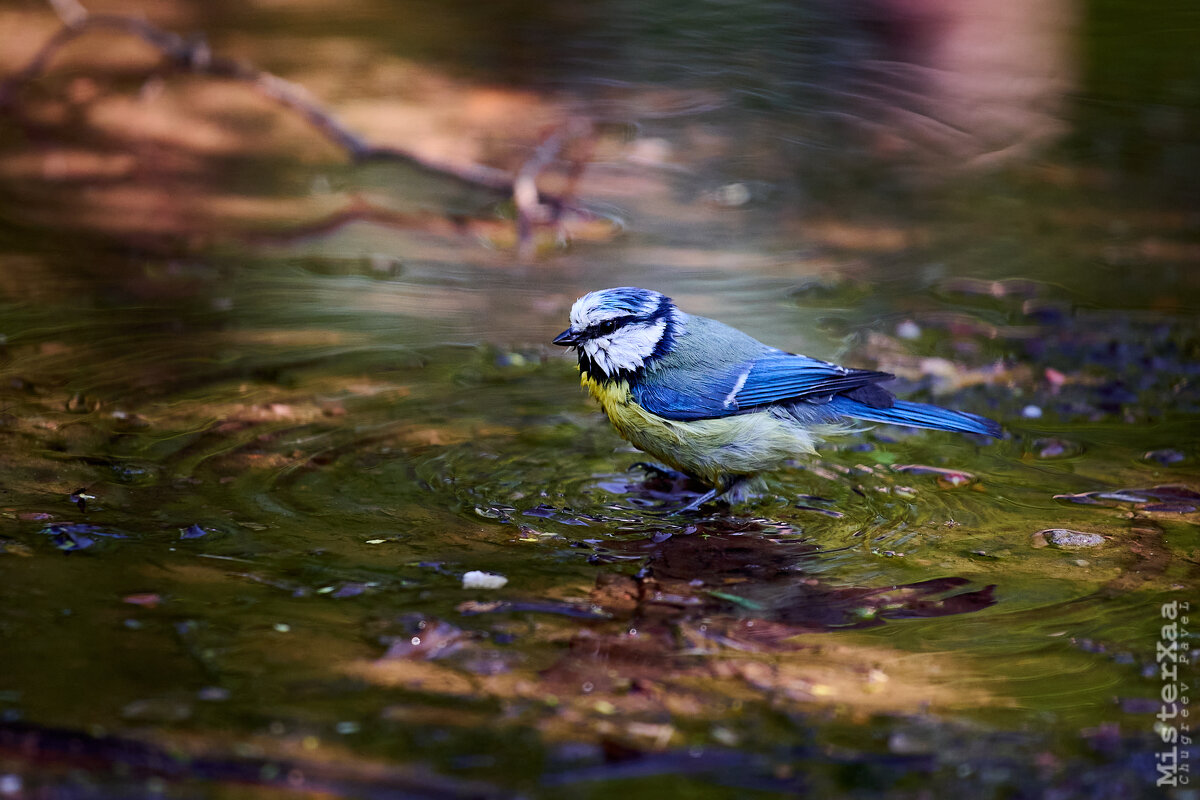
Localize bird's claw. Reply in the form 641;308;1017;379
630;462;690;481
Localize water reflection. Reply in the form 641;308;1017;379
0;0;1197;796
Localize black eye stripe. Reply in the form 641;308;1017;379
587;315;635;336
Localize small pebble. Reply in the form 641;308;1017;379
896;320;921;340
462;570;508;590
1038;529;1105;548
1021;405;1043;419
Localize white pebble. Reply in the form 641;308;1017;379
1021;405;1043;419
896;320;921;340
462;570;508;590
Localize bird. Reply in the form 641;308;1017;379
553;286;1001;511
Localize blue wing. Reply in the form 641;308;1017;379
732;353;892;407
626;314;1001;436
632;352;892;421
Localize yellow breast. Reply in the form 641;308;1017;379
578;373;823;487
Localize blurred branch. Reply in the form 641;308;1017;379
0;1;611;252
245;193;619;253
514;118;595;259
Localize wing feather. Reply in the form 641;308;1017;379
732;354;893;408
632;352;893;421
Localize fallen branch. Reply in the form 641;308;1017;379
0;14;514;190
0;2;610;250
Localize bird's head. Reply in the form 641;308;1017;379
553;287;683;380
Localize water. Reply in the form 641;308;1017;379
0;0;1198;797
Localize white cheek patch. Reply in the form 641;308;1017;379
584;320;667;376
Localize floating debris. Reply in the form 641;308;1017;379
1029;438;1083;459
69;488;94;512
179;523;209;539
521;505;591;526
38;523;126;551
1143;448;1186;466
1053;485;1200;513
122;593;162;608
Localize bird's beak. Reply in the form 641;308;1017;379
553;328;582;347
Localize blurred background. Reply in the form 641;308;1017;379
0;0;1197;797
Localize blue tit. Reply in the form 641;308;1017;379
553;286;1001;510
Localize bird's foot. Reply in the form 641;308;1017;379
630;462;690;482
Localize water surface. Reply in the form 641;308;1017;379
0;0;1198;797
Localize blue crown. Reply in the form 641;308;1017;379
588;287;665;318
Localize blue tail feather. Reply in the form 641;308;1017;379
830;397;1002;438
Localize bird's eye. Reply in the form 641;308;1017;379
596;320;619;335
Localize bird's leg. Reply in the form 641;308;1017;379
673;475;747;514
673;486;723;514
